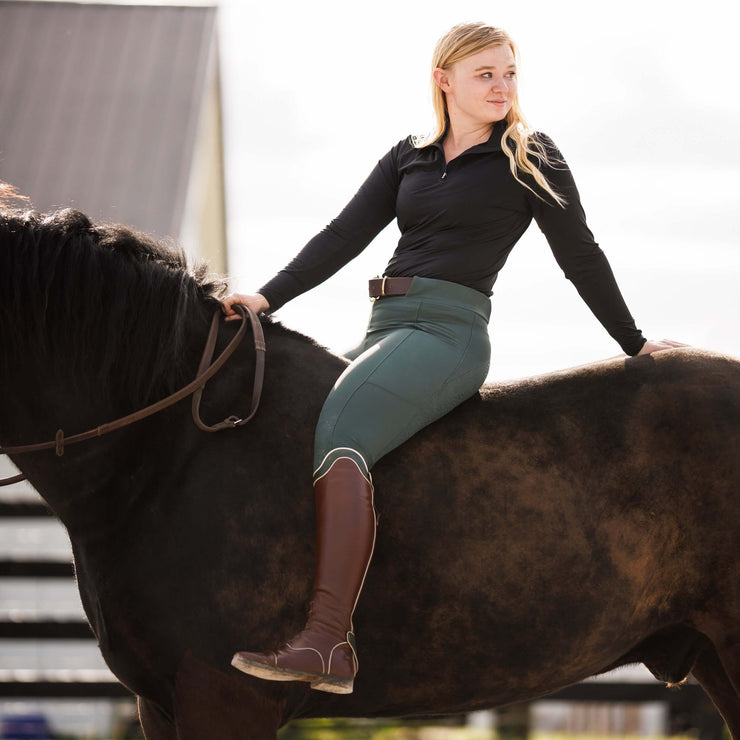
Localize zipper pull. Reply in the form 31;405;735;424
441;170;447;179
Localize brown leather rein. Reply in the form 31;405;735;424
0;304;265;487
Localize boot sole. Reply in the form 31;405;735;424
231;654;354;694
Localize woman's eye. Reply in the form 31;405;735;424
505;71;517;79
481;72;492;79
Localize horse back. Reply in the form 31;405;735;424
378;347;739;573
332;348;740;715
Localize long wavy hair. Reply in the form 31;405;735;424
415;22;566;206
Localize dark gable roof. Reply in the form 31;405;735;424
0;1;218;238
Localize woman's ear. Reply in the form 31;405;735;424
433;67;451;93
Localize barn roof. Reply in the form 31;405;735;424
0;1;219;240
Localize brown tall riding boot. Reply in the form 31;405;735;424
231;457;376;694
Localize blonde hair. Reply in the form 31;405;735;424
415;22;566;207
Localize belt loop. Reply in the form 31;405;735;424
381;276;388;297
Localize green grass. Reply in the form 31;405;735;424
277;719;495;739
61;729;724;740
277;724;714;740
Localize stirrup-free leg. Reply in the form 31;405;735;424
232;457;376;694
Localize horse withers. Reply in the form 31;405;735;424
0;203;738;739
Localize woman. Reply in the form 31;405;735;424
222;22;682;694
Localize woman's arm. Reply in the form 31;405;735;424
524;135;648;356
255;142;406;313
223;140;406;318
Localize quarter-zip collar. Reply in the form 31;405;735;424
429;118;508;160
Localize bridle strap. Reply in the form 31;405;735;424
191;305;265;431
0;304;265;486
0;473;26;487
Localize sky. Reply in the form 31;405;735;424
14;0;739;379
216;0;739;380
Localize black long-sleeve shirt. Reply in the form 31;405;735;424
260;120;646;356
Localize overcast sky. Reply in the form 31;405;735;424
17;0;739;377
215;0;739;379
44;0;737;377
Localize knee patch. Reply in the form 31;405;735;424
313;448;372;485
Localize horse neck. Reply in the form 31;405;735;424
3;304;346;543
2;299;215;541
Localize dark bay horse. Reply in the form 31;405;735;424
0;205;738;739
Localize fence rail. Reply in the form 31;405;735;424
0;502;53;518
0;620;93;640
0;560;73;578
0;680;130;699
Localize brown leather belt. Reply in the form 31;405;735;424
368;277;414;300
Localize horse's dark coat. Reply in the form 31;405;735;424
1;203;738;739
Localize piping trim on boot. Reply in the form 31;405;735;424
313;447;373;485
327;640;351;675
312;456;377;660
286;643;325;674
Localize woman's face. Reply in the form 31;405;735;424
436;44;518;127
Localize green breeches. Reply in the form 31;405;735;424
313;277;491;482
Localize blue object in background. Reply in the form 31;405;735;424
0;714;54;740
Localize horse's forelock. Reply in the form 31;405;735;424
0;205;227;404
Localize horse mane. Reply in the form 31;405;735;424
0;203;229;404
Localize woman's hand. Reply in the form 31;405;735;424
637;339;689;355
221;293;270;321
